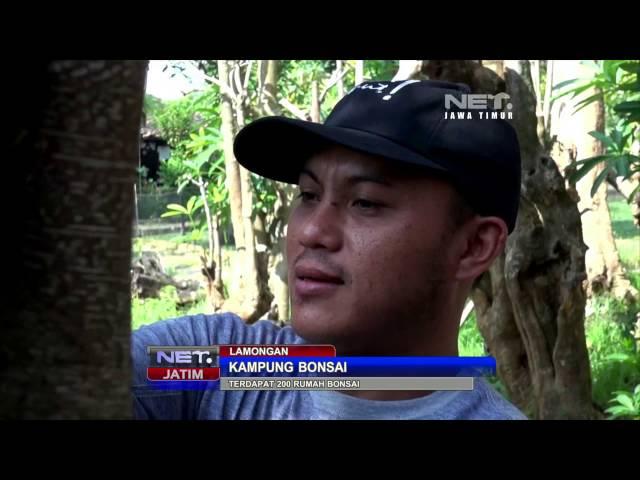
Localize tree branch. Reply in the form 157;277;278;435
199;71;237;102
243;60;254;91
279;97;309;121
257;60;267;106
543;60;554;133
319;64;351;104
233;62;244;99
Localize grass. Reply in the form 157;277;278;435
458;312;510;398
131;233;239;330
132;288;209;331
608;195;639;275
586;295;640;410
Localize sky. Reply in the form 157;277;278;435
145;60;207;100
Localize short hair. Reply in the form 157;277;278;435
449;189;476;230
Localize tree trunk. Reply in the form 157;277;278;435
225;61;273;323
426;60;600;419
262;60;292;322
198;177;224;310
336;60;345;98
218;60;245;250
310;80;321;123
551;60;637;301
393;60;424;81
355;60;364;85
213;215;223;291
2;60;147;418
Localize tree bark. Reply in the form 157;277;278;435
551;60;637;301
260;60;292;322
310;80;321;123
426;60;600;419
336;60;345;98
355;60;364;85
220;60;273;323
2;60;147;418
218;60;245;250
197;177;225;310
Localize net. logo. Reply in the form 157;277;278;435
444;93;513;120
147;346;220;381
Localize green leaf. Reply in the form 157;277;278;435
553;78;579;91
590;167;611;197
611;128;625;149
573;91;605;113
604;405;630;416
627;183;640;204
568;155;612;184
193;144;218;166
603;60;623;83
160;210;184;218
166;203;189;214
615;156;631;178
605;353;632;362
619;62;640;74
615;394;635;410
614;100;640;113
186;195;197;213
588;131;616;150
552;82;593;103
177;179;189;193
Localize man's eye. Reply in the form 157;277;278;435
297;191;318;202
353;199;381;210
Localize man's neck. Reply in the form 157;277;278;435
338;334;459;401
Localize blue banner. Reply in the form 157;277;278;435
219;356;496;377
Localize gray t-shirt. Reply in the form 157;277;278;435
132;312;527;420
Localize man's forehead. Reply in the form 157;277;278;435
301;144;427;181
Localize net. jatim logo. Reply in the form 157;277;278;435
147;346;220;381
444;93;513;120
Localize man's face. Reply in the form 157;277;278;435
286;145;462;354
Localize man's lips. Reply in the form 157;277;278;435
294;263;344;298
295;264;344;283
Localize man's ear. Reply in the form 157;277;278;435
454;216;508;281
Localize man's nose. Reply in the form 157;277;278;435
297;200;342;252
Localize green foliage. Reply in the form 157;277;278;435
151;94;204;149
605;383;640;419
608;196;640;278
144;94;164;120
458;311;486;357
556;60;640;201
131;288;207;331
251;174;278;217
279;60;336;118
586;296;640;410
457;313;510;401
162;195;203;223
458;291;640;416
365;60;400;82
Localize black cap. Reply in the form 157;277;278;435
233;79;521;232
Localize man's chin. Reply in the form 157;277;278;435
291;313;346;346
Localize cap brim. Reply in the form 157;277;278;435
233;116;449;184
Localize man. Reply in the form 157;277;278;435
132;79;526;419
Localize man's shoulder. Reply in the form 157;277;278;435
468;378;528;420
132;312;302;347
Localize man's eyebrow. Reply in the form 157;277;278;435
299;168;392;187
345;174;392;187
300;168;320;184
